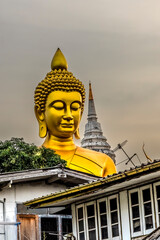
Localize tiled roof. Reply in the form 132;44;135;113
24;159;160;208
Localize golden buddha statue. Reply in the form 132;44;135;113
34;48;117;177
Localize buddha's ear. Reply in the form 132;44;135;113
34;105;47;138
74;109;83;139
74;128;80;139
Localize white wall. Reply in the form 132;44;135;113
0;181;67;240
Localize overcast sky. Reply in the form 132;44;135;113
1;0;160;170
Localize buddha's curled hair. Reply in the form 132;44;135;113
34;68;85;112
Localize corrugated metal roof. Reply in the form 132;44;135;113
142;226;160;239
0;166;99;190
24;159;160;208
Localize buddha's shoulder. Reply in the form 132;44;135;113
71;147;117;177
76;147;111;163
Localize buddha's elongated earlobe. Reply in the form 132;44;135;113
34;105;47;138
39;122;47;138
74;128;80;139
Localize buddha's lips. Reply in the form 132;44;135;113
61;124;74;128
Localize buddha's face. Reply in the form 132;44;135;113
44;91;82;138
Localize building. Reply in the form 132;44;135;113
25;159;160;240
81;83;115;162
0;166;98;240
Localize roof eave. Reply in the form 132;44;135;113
24;161;160;208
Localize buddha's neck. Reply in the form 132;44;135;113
42;134;76;151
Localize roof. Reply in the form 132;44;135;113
142;226;160;240
24;159;160;208
0;166;99;190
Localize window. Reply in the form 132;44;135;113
85;202;98;240
62;218;72;236
76;196;120;240
129;185;155;237
130;191;141;233
41;216;72;240
142;188;154;230
109;196;120;238
41;217;58;240
98;195;120;240
98;200;108;239
77;205;86;240
154;182;160;226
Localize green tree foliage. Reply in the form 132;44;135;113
0;138;66;173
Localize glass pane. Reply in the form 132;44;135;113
132;206;140;218
41;217;58;240
112;224;119;237
78;207;83;219
89;230;96;240
143;189;151;202
80;232;85;240
99;201;106;214
79;220;84;232
87;205;95;217
131;192;139;205
145;216;153;230
144;202;152;216
156;185;160;198
62;218;72;235
158;200;160;212
100;214;107;227
110;198;117;211
111;211;118;224
102;227;108;239
133;219;141;232
88;217;95;229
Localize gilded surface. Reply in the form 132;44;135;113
34;48;117;177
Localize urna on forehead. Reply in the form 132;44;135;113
34;48;85;112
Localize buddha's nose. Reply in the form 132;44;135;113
63;108;73;121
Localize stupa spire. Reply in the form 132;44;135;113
88;82;97;120
81;83;116;162
89;82;93;100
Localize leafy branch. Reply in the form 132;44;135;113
0;138;66;173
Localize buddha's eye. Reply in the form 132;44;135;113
52;101;64;110
71;102;81;111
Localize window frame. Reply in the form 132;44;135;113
129;188;143;237
153;181;160;227
108;195;121;240
76;195;121;240
76;204;86;240
129;185;155;238
140;185;155;235
97;197;109;240
97;194;121;240
85;201;98;240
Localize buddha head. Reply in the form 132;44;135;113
34;48;85;140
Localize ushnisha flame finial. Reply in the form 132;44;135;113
51;48;68;70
